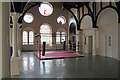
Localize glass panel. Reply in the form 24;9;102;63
29;31;34;45
39;2;53;16
61;32;66;42
57;16;66;25
56;32;60;44
40;24;52;45
23;31;28;45
23;13;34;23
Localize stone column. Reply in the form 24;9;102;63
92;28;97;55
0;2;10;78
11;12;20;57
118;23;120;60
10;25;13;47
76;31;81;52
17;24;22;56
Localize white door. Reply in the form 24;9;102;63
106;35;112;57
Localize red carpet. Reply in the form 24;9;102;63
34;51;84;60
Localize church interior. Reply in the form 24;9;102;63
0;1;120;79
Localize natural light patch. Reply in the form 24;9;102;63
40;23;52;45
24;13;34;23
56;32;60;44
23;31;28;45
61;32;66;42
39;2;53;16
57;16;66;25
29;31;34;45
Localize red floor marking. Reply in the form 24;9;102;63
34;51;84;60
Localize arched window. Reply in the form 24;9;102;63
40;23;52;45
56;32;60;44
61;32;66;42
56;31;66;44
29;31;34;45
23;30;34;45
23;31;28;45
39;2;53;16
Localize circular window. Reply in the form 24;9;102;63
23;13;34;23
57;16;66;25
39;2;53;16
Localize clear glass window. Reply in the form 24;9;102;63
24;13;34;23
56;32;60;44
29;31;34;45
57;16;66;25
61;32;66;42
40;24;52;45
23;31;28;45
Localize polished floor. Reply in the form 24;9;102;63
19;52;118;78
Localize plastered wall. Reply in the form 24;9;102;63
0;2;10;78
80;3;118;59
97;8;118;59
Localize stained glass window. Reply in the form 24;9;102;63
23;31;28;45
39;2;53;16
40;24;52;45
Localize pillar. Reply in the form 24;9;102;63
10;13;20;76
9;24;13;56
0;2;10;79
76;31;81;52
92;28;97;55
11;12;20;57
17;24;21;56
118;23;120;60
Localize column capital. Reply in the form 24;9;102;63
17;23;22;27
10;12;21;18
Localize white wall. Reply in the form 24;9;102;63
81;15;92;29
0;2;10;79
97;8;118;59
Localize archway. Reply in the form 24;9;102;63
69;22;76;51
97;8;118;59
81;15;93;54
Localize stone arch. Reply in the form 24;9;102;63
81;15;93;29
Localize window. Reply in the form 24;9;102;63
23;31;34;45
39;2;53;16
56;32;60;44
56;31;66;44
57;16;66;25
29;31;34;45
61;32;66;42
23;31;28;45
40;23;52;45
24;13;34;23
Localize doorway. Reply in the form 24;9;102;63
88;36;93;54
105;35;112;58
